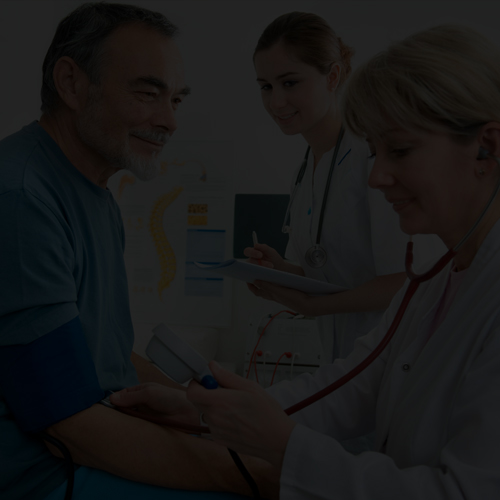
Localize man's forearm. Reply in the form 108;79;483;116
45;403;278;496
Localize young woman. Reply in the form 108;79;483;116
112;24;500;499
244;12;443;363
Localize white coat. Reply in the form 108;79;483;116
284;130;444;361
267;220;500;499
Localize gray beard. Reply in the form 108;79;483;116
76;89;168;181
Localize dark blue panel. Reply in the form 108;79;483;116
233;194;290;258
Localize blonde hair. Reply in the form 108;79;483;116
254;12;354;88
342;25;500;141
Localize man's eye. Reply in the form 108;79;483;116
260;84;271;91
138;92;157;99
284;80;298;87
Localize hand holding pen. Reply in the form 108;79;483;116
243;232;284;270
252;231;262;266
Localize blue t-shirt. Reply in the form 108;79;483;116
0;122;139;499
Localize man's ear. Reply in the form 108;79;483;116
51;56;90;112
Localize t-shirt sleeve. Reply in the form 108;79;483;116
0;189;79;345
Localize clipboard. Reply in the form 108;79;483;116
194;260;346;295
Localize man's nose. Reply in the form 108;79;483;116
153;99;178;135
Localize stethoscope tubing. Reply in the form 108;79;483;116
315;127;345;247
282;127;344;246
283;156;500;416
284;244;456;416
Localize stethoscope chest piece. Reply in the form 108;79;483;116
305;244;328;268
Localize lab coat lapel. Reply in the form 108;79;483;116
375;262;451;451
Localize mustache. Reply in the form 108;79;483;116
130;129;169;145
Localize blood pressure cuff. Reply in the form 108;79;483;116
0;316;105;433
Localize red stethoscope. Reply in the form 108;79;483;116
120;153;500;432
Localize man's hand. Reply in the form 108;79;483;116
110;383;200;427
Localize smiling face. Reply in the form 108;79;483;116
76;23;189;181
368;128;491;246
254;41;338;139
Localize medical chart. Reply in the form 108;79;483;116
107;140;234;327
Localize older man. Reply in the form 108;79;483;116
0;3;277;499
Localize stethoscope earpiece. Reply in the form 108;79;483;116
477;147;490;160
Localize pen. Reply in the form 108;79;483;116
252;231;262;265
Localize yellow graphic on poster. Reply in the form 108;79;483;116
106;140;234;327
149;186;184;299
188;203;208;213
187;215;208;225
187;203;208;225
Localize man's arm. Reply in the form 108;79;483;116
44;403;279;497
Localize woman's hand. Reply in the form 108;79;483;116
110;382;200;426
187;361;296;470
244;243;285;270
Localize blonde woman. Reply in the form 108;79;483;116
179;24;500;499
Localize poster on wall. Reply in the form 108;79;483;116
107;140;234;328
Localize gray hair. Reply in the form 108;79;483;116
342;25;500;142
41;2;178;115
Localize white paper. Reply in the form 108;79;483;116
195;260;347;295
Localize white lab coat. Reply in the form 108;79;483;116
267;220;500;500
285;130;444;361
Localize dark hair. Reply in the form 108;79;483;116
41;2;178;115
254;12;354;88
